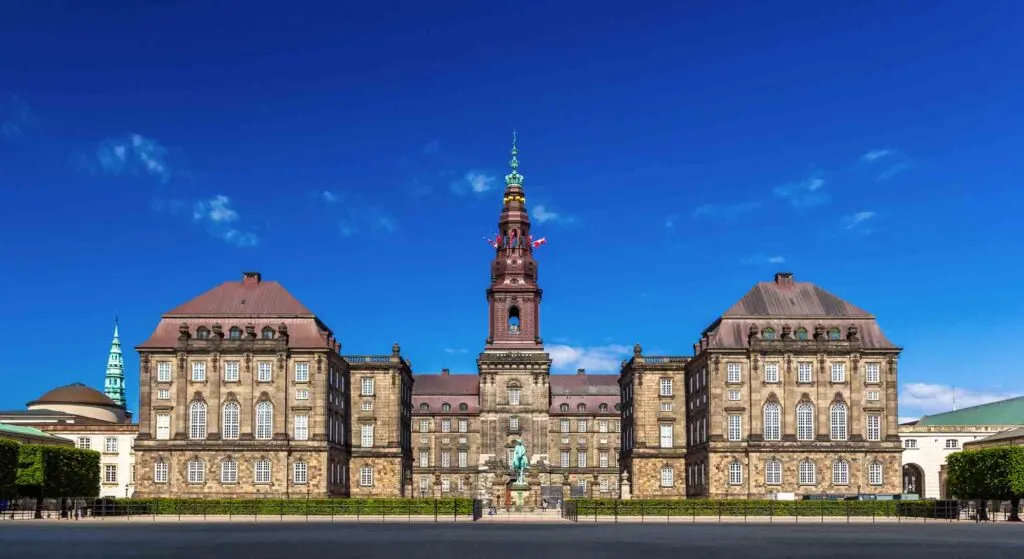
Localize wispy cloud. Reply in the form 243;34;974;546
876;162;912;182
842;210;876;231
444;347;468;354
80;133;173;183
532;204;577;225
423;140;439;155
547;343;631;373
773;177;828;208
1;95;33;140
691;202;761;221
861;148;913;182
451;171;496;194
664;215;677;229
900;383;1020;417
322;190;340;203
192;195;258;247
861;149;894;162
743;254;786;265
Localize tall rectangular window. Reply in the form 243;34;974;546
295;362;309;382
295;414;309;441
419;451;429;467
560;451;570;468
154;461;168;483
441;451;451;468
764;363;779;383
293;462;308;484
257;362;272;382
458;419;468;433
577;450;587;468
798;362;812;383
360;424;374;448
727;363;741;383
508;387;521;405
155;414;170;440
224;361;240;382
599;421;608;433
831;363;845;383
577;420;587;433
599;452;609;468
866;414;881;441
509;416;519;432
459;450;468;468
660;467;674;487
866;363;881;383
441;419;451;433
221;461;237;484
419;419;430;433
104;464;117;483
560;420;570;433
660;424;673;448
191;362;206;382
360;466;373;487
361;377;374;396
660;378;672;396
157;362;172;382
728;415;742;441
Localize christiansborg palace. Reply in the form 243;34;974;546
131;142;903;504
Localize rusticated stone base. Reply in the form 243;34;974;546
632;457;687;498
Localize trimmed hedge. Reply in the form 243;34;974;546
16;444;100;499
571;498;958;518
947;446;1024;500
0;439;18;498
121;498;475;516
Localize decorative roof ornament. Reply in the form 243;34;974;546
504;129;524;187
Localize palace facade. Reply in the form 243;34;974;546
132;139;902;501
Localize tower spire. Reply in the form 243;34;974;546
505;129;524;187
104;318;126;407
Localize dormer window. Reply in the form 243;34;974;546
261;327;275;340
598;403;609;412
441;403;451;412
459;403;468;412
560;403;569;412
508;306;521;334
827;328;842;341
577;403;586;413
761;328;776;341
795;327;808;340
196;327;210;340
228;327;243;340
419;403;429;412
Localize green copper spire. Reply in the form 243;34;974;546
104;318;126;407
504;130;524;187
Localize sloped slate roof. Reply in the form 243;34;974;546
916;396;1024;426
550;374;619;396
722;280;872;318
165;279;313;316
412;374;480;395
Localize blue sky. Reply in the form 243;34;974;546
1;1;1022;420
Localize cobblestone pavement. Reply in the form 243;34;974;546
0;521;1021;558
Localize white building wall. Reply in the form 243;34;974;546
899;426;1014;499
55;431;138;498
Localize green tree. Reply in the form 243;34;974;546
0;439;19;499
947;446;1024;522
16;445;100;518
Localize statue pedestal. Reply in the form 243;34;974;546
510;482;530;512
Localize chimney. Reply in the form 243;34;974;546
441;368;450;376
577;368;586;376
774;272;794;286
242;271;262;285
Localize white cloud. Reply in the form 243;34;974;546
93;133;172;183
842;211;876;230
742;254;786;265
876;162;912;182
861;149;894;162
900;383;1020;417
664;215;677;228
193;195;258;247
773;177;828;208
547;343;632;373
444;348;468;354
898;417;920;424
322;191;340;203
451;171;496;194
377;216;396;233
691;202;761;220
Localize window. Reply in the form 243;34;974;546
728;390;740;401
865;362;880;383
508;386;521;405
600;478;610;492
191;362;206;382
660;424;673;448
509;416;520;432
458;419;468;433
261;327;275;339
578;420;587;433
419;451;429;467
660;402;673;411
727;363;741;383
599;420;608;433
442;419;451;433
599;452;609;468
419;419;430;433
361;377;374;396
157;388;170;400
830;403;848;441
360;466;373;487
831;363;845;383
189;401;207;440
795;327;808;340
361;424;374;447
578;479;588;493
295;362;309;382
196;327;210;339
798;461;816;485
660;378;672;396
867;390;880;401
221;460;237;484
904;439;918;449
798;362;812;383
224;361;240;382
728;461;743;485
765;460;782;485
459;403;468;412
156;414;170;440
104;464;117;483
187;459;205;484
866;414;881;441
560;403;569;412
255;459;271;484
660;467;674;487
294;461;308;484
222;402;240;439
157;362;172;382
560;451;570;468
442;403;451;412
255;402;273;440
832;460;849;485
828;327;842;341
764;363;779;383
441;451;451;468
945;439;959;449
257;362;272;382
154;460;169;483
296;388;309;400
419;403;429;411
459;450;468;468
796;402;814;441
104;437;118;453
295;414;309;441
577;450;587;468
599;403;609;412
228;326;242;339
728;415;742;441
577;403;586;412
560;419;570;433
762;327;776;340
763;402;781;441
868;462;882;485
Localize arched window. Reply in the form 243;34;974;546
614;403;622;412
598;403;609;412
798;460;816;485
187;458;205;484
293;460;308;484
832;459;850;485
189;401;207;440
254;459;271;484
830;403;848;441
869;461;883;486
420;403;429;411
763;402;781;441
255;401;273;440
196;327;210;339
220;458;237;484
761;327;776;340
795;327;809;340
765;459;782;485
458;403;468;412
222;402;240;440
796;402;814;441
507;306;521;334
441;403;451;412
728;461;743;485
560;403;570;412
827;327;841;341
261;327;275;339
228;326;243;339
577;403;586;412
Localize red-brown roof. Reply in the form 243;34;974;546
549;374;620;396
138;317;334;350
412;374;480;395
165;274;313;317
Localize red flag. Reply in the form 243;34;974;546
531;237;547;248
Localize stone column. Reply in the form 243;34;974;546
620;472;632;500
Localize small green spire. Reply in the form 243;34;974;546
504;130;524;186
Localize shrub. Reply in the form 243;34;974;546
16;445;100;499
121;498;475;516
570;498;952;518
0;439;18;498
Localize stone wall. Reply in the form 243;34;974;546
349;456;404;497
632;457;687;498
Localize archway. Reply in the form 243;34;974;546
903;463;924;496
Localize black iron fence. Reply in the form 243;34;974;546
562;499;1020;523
0;497;481;522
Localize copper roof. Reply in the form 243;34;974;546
412;374;480;395
165;273;313;317
28;383;119;408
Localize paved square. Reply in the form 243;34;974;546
1;521;1021;558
